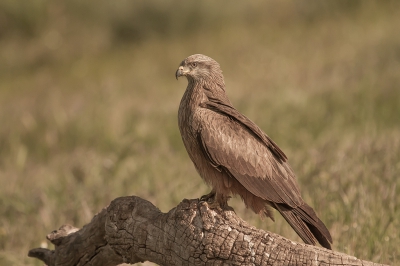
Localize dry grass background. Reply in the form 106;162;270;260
0;1;399;265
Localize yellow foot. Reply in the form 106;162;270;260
199;190;216;202
200;191;231;210
206;200;222;209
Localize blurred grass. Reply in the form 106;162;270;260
0;0;399;265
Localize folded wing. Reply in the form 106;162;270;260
198;100;303;208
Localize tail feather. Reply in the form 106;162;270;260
273;203;332;250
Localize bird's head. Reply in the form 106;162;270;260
175;54;225;88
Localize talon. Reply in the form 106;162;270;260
199;191;232;210
206;200;222;209
199;190;216;202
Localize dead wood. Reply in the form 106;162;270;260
28;196;388;266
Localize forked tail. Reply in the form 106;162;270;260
274;202;333;250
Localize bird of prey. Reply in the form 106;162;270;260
175;54;333;249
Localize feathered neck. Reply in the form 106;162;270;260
187;76;231;107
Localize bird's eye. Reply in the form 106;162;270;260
191;62;197;68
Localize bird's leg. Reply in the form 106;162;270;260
200;189;230;209
199;189;216;202
215;193;230;209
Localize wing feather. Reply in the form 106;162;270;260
198;101;303;207
202;101;288;162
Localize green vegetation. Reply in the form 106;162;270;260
1;1;399;265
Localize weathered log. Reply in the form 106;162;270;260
28;196;387;266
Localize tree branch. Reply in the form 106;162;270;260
28;196;387;266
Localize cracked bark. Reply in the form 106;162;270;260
28;196;387;266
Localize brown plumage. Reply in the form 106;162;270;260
175;54;333;249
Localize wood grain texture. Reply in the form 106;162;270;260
28;196;386;266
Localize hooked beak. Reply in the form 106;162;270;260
175;66;189;80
